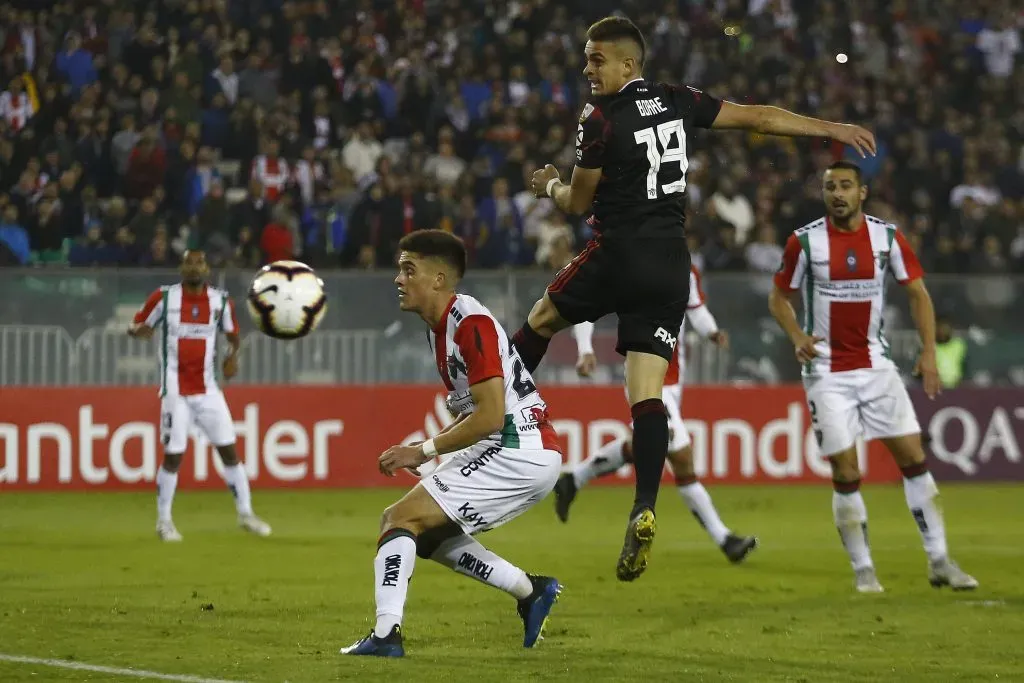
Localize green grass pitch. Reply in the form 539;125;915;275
1;485;1022;682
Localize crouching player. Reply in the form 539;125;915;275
341;231;563;657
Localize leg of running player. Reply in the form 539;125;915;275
615;350;669;581
156;451;184;542
882;434;977;590
341;486;553;657
668;445;757;563
553;438;632;522
215;444;271;536
512;294;572;374
195;392;272;536
827;445;884;593
156;396;190;541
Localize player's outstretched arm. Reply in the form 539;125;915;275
711;101;876;158
905;279;940;398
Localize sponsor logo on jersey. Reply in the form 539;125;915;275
432;475;449;493
457;501;488;528
655;327;678;350
177;323;216;339
520;403;546;424
457;551;494;581
447;352;467;381
459;445;501;477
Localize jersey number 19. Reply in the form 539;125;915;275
634;119;688;200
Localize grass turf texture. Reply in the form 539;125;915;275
1;485;1021;682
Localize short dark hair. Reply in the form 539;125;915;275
825;160;863;185
398;229;467;279
587;16;646;67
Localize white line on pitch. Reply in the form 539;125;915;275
0;653;249;683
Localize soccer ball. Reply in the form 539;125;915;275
246;260;327;339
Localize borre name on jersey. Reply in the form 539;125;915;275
429;293;560;452
133;283;238;396
576;79;721;236
773;214;924;376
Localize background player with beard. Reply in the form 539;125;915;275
512;15;877;582
129;250;272;542
341;230;562;658
769;161;978;593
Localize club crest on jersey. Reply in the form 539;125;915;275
191;305;199;318
579;103;594;122
846;248;858;272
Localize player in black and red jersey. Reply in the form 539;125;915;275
512;16;877;582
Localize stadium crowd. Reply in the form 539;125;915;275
0;0;1021;274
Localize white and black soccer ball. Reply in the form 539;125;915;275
246;260;327;339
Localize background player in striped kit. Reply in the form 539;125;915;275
554;266;757;564
769;161;977;593
130;250;271;542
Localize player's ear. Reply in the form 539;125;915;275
859;184;868;201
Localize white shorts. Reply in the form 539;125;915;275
160;391;236;453
803;368;920;457
622;383;690;452
422;441;561;534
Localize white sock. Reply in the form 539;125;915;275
677;481;730;546
572;438;628;489
373;531;417;638
903;471;948;563
156;467;178;522
430;534;534;600
832;490;874;571
222;463;253;516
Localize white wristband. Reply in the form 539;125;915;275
421;438;438;458
545;177;559;197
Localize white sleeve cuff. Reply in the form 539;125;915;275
687;305;719;338
572;321;595;356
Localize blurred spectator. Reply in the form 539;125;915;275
934;316;968;388
710;178;755;245
0;203;29;265
745;225;784;275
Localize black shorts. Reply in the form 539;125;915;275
546;233;690;361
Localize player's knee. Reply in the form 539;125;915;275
528;295;563;336
828;448;861;482
669;446;695;483
162;453;183;473
216;445;239;466
380;502;423;536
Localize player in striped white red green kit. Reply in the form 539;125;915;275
769;161;977;594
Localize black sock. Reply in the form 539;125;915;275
630;399;668;517
511;322;550;374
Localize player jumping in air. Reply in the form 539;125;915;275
340;230;563;658
130;250;272;542
555;266;757;563
513;15;877;581
769;161;978;593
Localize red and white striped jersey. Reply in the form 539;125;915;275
431;293;561;453
250;155;290;202
0;91;34;132
665;266;708;386
774;214;923;375
133;284;238;396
